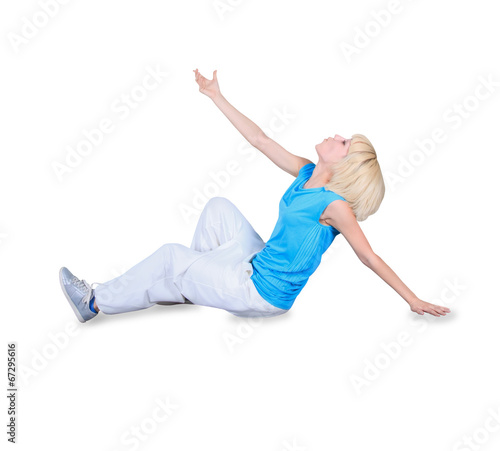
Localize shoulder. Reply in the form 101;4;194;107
324;198;355;228
324;197;350;213
297;160;314;176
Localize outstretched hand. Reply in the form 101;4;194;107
193;68;221;99
408;298;451;316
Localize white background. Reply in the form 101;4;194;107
1;0;499;450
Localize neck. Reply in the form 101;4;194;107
306;160;333;187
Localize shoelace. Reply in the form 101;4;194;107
71;277;101;305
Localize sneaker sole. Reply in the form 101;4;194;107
59;267;86;323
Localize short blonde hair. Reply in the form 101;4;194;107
324;134;385;222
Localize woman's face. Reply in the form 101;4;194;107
315;134;351;164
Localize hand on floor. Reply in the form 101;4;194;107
408;298;451;317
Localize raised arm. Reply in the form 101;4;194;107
324;200;451;317
193;68;312;177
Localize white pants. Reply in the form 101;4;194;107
94;197;288;318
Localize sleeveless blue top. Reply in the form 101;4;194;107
250;163;347;310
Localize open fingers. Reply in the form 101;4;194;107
425;303;450;316
427;307;441;317
194;68;214;81
412;301;451;316
193;69;205;88
435;304;451;315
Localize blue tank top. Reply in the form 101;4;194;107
250;163;347;310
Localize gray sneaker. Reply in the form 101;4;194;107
59;267;99;323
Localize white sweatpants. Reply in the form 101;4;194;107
93;197;288;318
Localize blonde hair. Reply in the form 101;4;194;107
324;133;385;222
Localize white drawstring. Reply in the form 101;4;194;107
71;277;101;304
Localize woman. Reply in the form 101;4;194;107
59;68;450;322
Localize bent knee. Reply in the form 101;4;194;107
205;196;233;211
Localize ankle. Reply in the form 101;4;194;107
89;295;99;314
